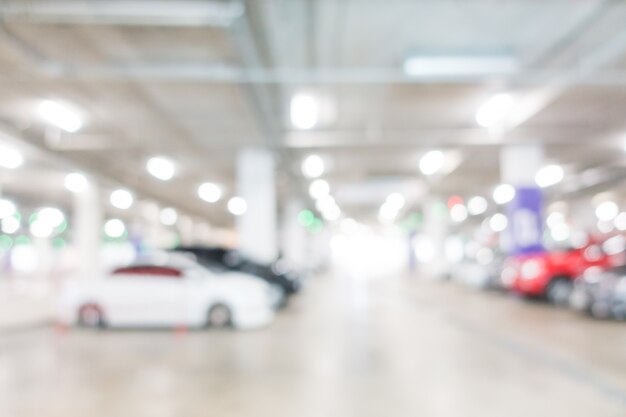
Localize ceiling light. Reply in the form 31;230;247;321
476;93;514;128
0;199;16;219
419;150;445;176
159;207;178;226
39;100;82;132
302;154;325;178
146;156;175;181
309;179;330;200
228;197;247;216
104;219;126;238
493;184;515;205
198;182;222;203
450;204;468;223
110;189;134;210
489;213;508;232
467;196;488;215
535;164;564;188
38;207;64;228
1;216;19;234
64;172;88;193
290;94;319;130
0;144;23;169
404;54;517;77
595;201;618;221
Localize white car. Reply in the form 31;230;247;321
56;259;275;330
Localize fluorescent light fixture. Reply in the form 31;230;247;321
404;54;517;77
198;182;222;203
419;150;445;176
493;184;515;205
535;164;564;188
0;144;23;169
110;189;134;210
476;93;514;128
104;218;126;238
302;154;325;178
290;94;318;130
39;100;82;132
467;196;488;216
64;172;88;193
0;199;16;219
146;156;175;181
159;207;178;226
309;179;330;200
228;197;247;216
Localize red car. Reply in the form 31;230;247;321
501;243;612;304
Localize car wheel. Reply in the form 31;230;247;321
546;278;573;305
78;304;106;328
207;304;232;328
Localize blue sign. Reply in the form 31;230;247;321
506;187;544;255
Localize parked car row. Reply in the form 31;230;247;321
56;247;305;331
450;238;626;321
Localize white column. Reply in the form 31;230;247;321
421;197;448;279
236;148;277;263
281;198;307;268
500;145;545;255
73;176;102;275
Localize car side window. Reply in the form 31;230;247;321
112;265;183;278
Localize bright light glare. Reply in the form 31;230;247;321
322;205;341;221
301;155;325;178
38;207;64;227
535;164;564;188
489;213;508;232
309;179;330;199
1;216;19;234
467;196;488;215
64;172;88;193
404;55;517;77
493;184;515;205
104;218;126;238
419;150;445;176
614;212;626;231
290;94;319;130
39;100;82;132
546;212;565;229
378;193;406;224
159;207;178;226
0;199;16;219
414;236;436;263
198;182;222;203
110;189;134;210
0;144;24;169
30;220;53;238
476;93;514;128
551;223;570;242
595;201;619;221
450;204;468;223
228;197;247;216
146;157;175;181
316;195;336;212
385;193;406;210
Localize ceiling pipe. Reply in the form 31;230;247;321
0;0;243;27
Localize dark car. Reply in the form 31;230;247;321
171;246;302;307
570;264;626;320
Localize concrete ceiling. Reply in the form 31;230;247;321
1;0;626;226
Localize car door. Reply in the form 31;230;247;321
102;265;187;327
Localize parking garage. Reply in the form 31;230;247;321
1;1;626;416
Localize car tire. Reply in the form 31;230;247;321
546;277;573;305
77;304;106;329
207;304;232;328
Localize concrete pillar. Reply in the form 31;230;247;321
500;145;544;255
236;148;277;263
73;176;102;275
281;198;307;268
421;197;448;279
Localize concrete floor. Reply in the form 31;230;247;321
1;273;626;417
